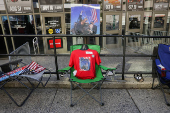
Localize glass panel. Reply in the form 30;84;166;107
122;0;126;11
1;16;13;53
98;0;102;10
65;13;70;34
8;15;35;50
85;0;97;4
168;12;170;31
0;0;6;14
9;15;35;34
65;0;76;3
65;14;72;51
64;0;76;12
122;13;126;35
128;32;139;42
65;13;72;51
45;17;62;34
129;14;141;29
0;36;7;55
0;25;2;34
77;0;97;4
0;23;7;54
100;12;103;35
77;0;83;4
143;12;152;35
154;14;165;28
106;34;118;44
35;15;42;34
33;0;39;13
0;16;7;55
106;15;119;31
144;0;153;11
2;16;10;35
38;37;45;54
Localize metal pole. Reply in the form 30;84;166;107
122;37;126;80
53;36;59;80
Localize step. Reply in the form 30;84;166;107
3;76;158;89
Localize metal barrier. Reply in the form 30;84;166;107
1;34;170;80
126;30;170;55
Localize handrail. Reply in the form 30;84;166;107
0;34;170;38
0;34;170;80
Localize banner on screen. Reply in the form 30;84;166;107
70;4;100;35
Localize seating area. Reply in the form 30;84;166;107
1;41;170;112
0;42;51;107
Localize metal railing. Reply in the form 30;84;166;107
1;34;170;80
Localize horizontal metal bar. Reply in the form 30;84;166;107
125;55;156;57
57;54;124;57
1;34;170;38
44;72;57;74
0;54;157;58
100;54;123;57
110;72;153;74
0;54;55;56
57;71;153;75
124;72;153;74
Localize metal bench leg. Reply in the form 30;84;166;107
159;82;170;106
152;78;155;89
156;72;170;106
1;86;34;107
70;81;74;107
70;81;104;106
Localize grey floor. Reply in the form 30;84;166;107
0;88;170;113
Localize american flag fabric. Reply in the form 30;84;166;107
82;4;99;24
90;8;98;23
20;61;46;75
0;65;28;82
0;61;45;81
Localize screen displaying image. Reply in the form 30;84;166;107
70;4;100;35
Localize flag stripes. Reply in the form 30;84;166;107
20;61;45;75
82;5;98;24
90;8;98;23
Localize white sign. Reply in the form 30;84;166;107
5;0;32;13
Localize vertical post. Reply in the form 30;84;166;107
53;36;59;80
122;36;126;80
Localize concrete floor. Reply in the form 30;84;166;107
0;88;170;113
